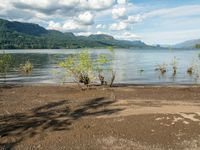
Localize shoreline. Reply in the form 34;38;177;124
1;82;200;87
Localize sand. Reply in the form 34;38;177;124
0;85;200;150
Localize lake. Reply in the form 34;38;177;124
0;49;200;85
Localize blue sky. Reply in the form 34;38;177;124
0;0;200;45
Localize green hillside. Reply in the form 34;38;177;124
0;18;150;49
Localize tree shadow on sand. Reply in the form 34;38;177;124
0;97;123;149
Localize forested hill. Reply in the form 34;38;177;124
0;18;152;49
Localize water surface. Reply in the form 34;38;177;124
0;49;200;85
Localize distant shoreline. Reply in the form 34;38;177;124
0;47;199;51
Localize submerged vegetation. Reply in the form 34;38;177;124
96;54;109;85
0;52;12;84
187;67;193;76
58;48;116;89
153;53;200;83
196;44;200;49
156;63;167;75
20;60;33;74
59;50;94;86
0;52;34;85
171;57;178;76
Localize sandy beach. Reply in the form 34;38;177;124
0;85;200;150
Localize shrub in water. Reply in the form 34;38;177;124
58;49;115;88
20;60;33;74
0;52;12;84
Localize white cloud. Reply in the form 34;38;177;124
58;0;79;7
9;0;116;22
35;12;50;20
126;14;143;24
0;0;117;33
109;22;128;31
78;11;94;25
63;20;89;32
47;21;62;30
17;0;57;9
96;24;106;29
0;0;14;16
75;31;109;37
96;31;108;35
117;0;127;5
112;7;127;19
115;32;141;41
80;0;115;10
75;32;93;36
0;0;7;9
47;20;90;32
14;0;116;12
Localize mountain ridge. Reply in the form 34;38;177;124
0;18;153;49
173;39;200;49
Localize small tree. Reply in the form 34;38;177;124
59;50;94;87
94;47;116;87
0;52;12;85
58;49;116;88
96;54;110;85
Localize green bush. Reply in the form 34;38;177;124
59;50;94;85
58;49;115;88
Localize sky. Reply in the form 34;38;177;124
0;0;200;45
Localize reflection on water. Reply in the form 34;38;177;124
0;49;200;85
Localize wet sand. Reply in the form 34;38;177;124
0;85;200;150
